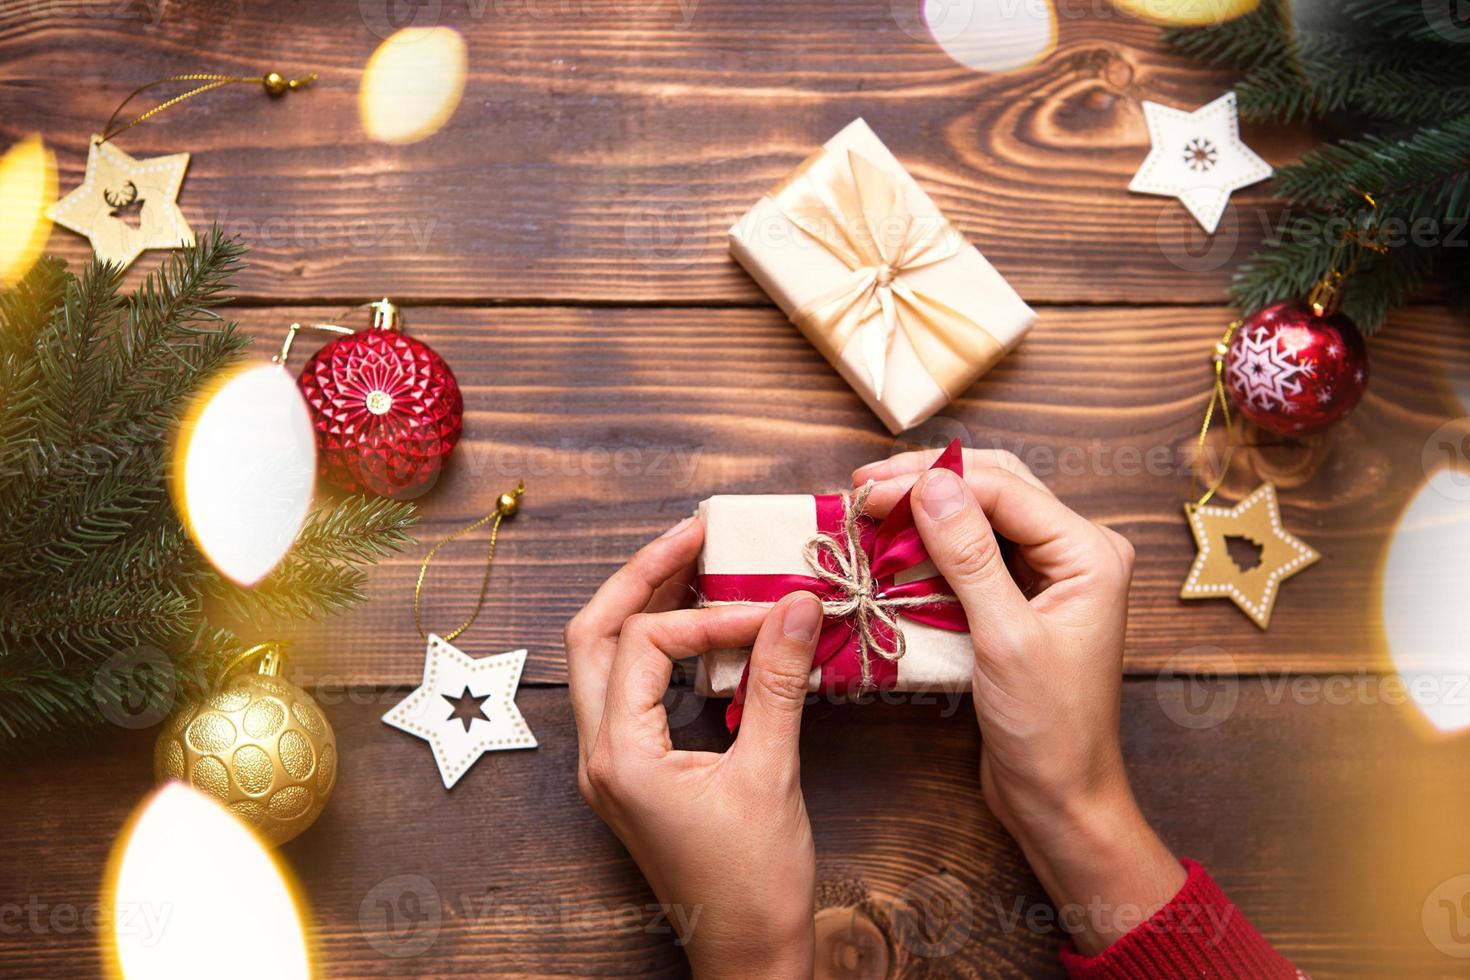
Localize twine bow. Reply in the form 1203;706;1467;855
772;146;1005;400
698;440;973;731
801;482;959;693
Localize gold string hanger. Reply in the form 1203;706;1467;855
97;70;317;146
1306;190;1389;317
274;298;401;366
1188;319;1243;511
414;482;526;644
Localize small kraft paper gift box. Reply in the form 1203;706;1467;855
729;118;1037;433
696;442;975;730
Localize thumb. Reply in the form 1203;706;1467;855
733;592;821;765
910;468;1035;657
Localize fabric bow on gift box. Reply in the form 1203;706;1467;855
776;148;1005;405
729;118;1036;434
697;441;971;731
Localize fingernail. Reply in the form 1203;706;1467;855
660;516;695;538
919;469;965;520
783;594;822;643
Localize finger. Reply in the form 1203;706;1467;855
861;462;1050;518
601;604;768;750
572;517;703;642
956;469;1114;582
732;592;821;770
564;517;703;749
645;562;697;614
854;448;1047;489
910;467;1036;655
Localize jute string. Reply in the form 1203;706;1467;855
802;482;959;693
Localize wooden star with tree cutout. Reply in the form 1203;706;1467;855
1180;482;1319;629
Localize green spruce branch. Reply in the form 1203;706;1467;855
0;231;418;755
1167;0;1470;331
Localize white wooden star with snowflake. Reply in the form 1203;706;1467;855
383;635;537;788
1129;92;1272;233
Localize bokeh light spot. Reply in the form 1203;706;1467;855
359;27;468;145
921;0;1057;74
105;783;310;979
0;134;56;286
174;363;315;587
1382;469;1470;734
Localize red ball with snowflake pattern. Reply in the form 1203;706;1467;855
296;327;463;498
1223;300;1368;436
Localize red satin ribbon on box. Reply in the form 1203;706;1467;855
697;440;970;731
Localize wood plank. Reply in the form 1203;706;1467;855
0;0;1316;304
2;681;1466;978
186;303;1470;684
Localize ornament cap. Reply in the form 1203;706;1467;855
369;297;401;332
263;71;317;96
220;641;289;683
497;482;525;517
255;644;286;677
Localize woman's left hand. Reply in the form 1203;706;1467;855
564;516;822;978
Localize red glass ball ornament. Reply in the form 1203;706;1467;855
296;327;463;498
1223;300;1369;436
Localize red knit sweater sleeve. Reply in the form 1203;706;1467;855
1058;859;1305;979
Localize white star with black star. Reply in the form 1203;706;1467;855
1129;92;1272;233
383;635;537;788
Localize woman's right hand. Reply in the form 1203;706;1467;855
855;449;1187;954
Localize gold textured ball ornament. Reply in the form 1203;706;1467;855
154;645;336;846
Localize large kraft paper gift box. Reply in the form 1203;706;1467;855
729;118;1036;433
695;442;975;730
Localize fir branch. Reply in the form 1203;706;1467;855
1355;74;1470;124
1271;114;1470;214
1172;2;1470;329
1163;0;1290;69
0;236;416;755
289;495;419;565
210;562;372;625
1345;0;1470;44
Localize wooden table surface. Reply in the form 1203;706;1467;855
4;1;1470;976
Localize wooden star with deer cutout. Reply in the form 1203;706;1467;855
47;136;193;270
1180;482;1319;629
382;635;537;788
